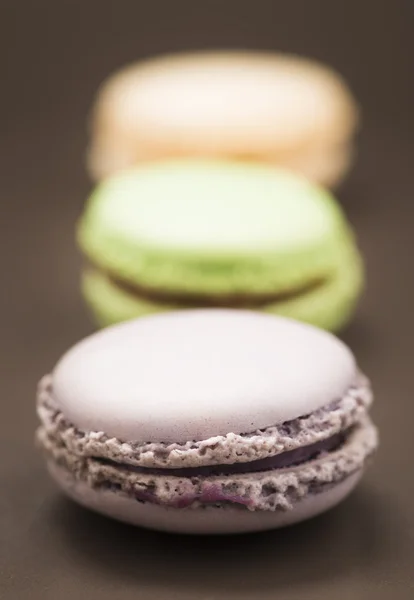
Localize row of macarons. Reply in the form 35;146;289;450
78;50;362;333
35;51;377;535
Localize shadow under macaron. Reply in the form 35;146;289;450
46;484;392;595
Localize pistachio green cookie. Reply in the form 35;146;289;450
78;160;363;330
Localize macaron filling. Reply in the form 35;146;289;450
102;268;326;308
96;430;347;476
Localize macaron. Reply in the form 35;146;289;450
78;160;363;331
36;310;377;534
87;51;359;188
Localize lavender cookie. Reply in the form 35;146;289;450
36;310;377;534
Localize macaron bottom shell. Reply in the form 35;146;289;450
81;243;363;332
88;132;354;190
48;461;362;534
268;140;355;190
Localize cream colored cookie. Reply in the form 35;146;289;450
87;51;359;186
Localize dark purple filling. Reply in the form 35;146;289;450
99;431;346;477
97;432;352;508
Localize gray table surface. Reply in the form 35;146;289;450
1;1;413;598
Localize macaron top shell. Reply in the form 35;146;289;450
78;160;352;295
91;51;358;156
52;310;357;444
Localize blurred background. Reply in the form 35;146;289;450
1;1;413;598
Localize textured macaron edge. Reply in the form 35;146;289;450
37;372;372;470
38;417;377;512
47;463;363;533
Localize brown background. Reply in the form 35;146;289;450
1;1;414;598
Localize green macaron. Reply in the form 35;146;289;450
78;160;363;330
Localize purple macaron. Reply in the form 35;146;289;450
36;310;377;534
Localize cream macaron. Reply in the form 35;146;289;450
87;51;359;187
